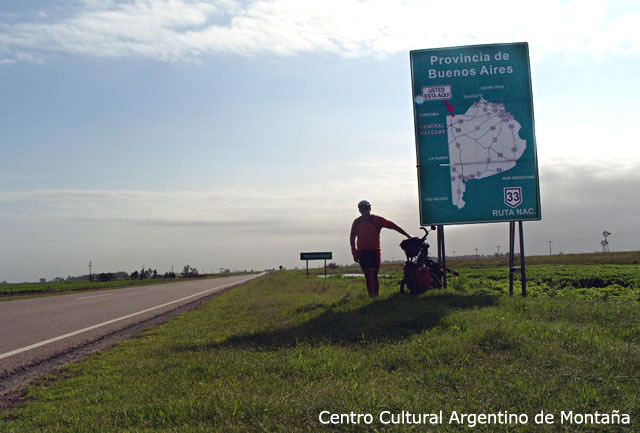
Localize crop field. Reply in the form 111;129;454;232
0;273;257;298
451;264;640;300
448;250;640;267
334;251;640;301
329;255;640;301
0;278;179;296
2;258;640;432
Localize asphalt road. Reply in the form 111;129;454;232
0;274;261;376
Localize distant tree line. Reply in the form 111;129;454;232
130;266;177;280
42;264;236;283
63;272;129;282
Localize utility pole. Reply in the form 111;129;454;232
89;261;92;282
547;240;552;256
496;246;501;256
475;248;479;266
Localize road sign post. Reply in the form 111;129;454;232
508;221;527;296
410;43;540;295
436;225;447;288
300;252;332;278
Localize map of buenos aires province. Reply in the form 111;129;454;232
448;98;526;209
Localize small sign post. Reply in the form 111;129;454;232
300;252;332;278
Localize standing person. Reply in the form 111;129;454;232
350;200;411;298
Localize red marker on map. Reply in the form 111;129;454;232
445;100;455;117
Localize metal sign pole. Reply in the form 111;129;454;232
519;221;527;297
436;227;442;265
508;221;527;296
306;260;309;278
324;259;327;278
509;222;515;296
438;225;447;289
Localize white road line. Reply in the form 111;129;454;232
76;293;113;300
0;277;254;360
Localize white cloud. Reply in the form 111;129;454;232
0;0;639;63
0;158;417;231
536;121;640;167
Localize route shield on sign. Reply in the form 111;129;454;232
504;187;523;208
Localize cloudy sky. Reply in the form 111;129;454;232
1;0;639;282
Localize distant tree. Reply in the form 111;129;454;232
182;265;199;278
327;263;339;270
163;271;176;278
98;273;115;282
279;265;284;271
152;269;158;279
139;267;153;280
130;270;139;280
114;271;129;280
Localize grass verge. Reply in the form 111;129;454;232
2;270;639;432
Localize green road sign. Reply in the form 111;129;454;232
300;252;332;261
410;42;541;226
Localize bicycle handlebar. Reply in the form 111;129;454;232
419;227;428;239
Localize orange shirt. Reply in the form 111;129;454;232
350;215;396;251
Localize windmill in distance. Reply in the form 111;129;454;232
601;231;611;253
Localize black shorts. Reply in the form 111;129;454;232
358;250;381;270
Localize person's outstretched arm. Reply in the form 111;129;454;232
392;223;412;239
378;216;412;238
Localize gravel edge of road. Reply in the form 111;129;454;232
0;280;246;410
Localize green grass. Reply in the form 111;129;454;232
2;268;639;432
